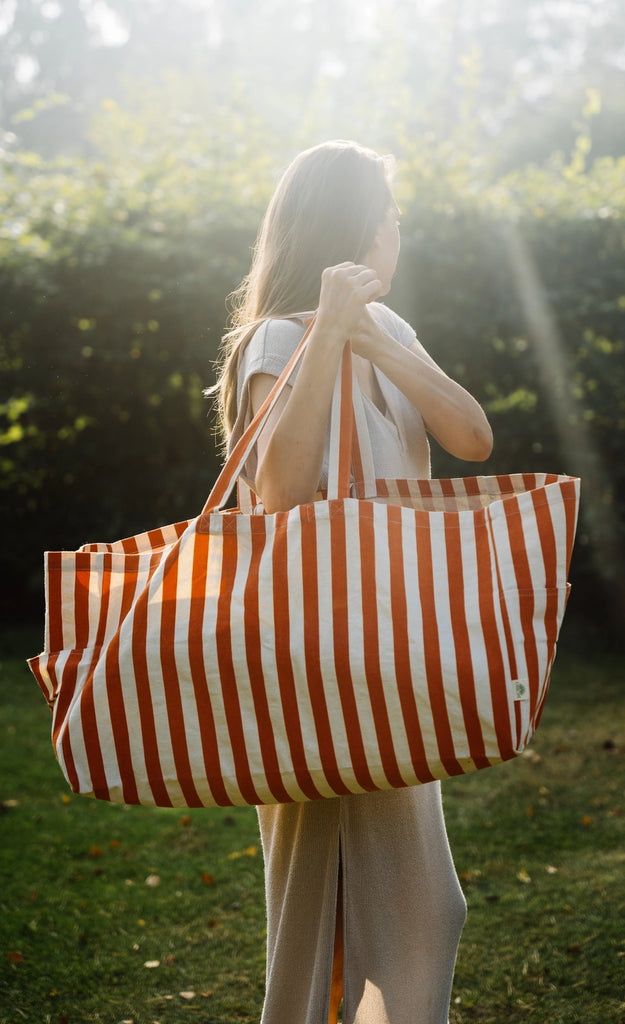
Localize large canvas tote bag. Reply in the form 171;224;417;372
28;324;580;808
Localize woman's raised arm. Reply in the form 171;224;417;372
351;310;493;462
251;264;382;512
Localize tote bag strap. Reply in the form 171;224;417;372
202;319;363;514
327;341;356;501
348;368;377;498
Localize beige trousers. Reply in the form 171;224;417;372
257;783;466;1024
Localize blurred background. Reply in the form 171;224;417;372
1;0;624;649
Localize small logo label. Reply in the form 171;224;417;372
514;681;528;701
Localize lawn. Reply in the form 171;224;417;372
1;627;623;1024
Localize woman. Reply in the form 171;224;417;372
214;140;493;1024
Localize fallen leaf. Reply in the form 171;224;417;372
201;873;215;886
517;869;531;884
61;794;71;804
180;815;191;826
145;874;161;887
546;865;558;874
89;846;104;859
180;991;196;1000
228;844;258;860
459;869;481;883
110;839;121;849
581;815;593;826
8;951;24;965
144;960;160;969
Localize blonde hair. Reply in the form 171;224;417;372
212;140;395;440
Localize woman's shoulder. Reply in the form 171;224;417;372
369;302;416;347
238;315;309;385
247;315;308;355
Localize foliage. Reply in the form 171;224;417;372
0;89;275;615
1;85;625;640
3;0;625;170
392;149;625;638
1;640;624;1022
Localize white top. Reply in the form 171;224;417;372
229;302;431;490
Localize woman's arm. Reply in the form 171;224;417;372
351;309;493;462
251;263;382;512
247;265;492;511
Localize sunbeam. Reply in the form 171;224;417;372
503;222;625;619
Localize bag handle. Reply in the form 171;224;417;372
202;318;375;515
350;364;377;498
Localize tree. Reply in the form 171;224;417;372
2;0;625;168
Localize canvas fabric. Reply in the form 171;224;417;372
27;321;580;808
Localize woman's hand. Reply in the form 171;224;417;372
349;306;390;362
251;264;383;512
315;263;383;344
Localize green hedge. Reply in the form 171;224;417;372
2;136;624;645
392;192;625;643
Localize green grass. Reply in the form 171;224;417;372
1;630;624;1023
446;656;625;1024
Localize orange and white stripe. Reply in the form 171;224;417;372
28;334;580;807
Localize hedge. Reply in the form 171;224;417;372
1;130;624;645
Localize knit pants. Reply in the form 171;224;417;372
257;782;467;1024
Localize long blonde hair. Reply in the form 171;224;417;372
212;140;395;440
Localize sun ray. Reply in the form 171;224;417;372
502;222;625;619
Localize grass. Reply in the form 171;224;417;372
1;627;624;1024
445;655;625;1024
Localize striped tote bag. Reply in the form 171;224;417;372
28;326;580;807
